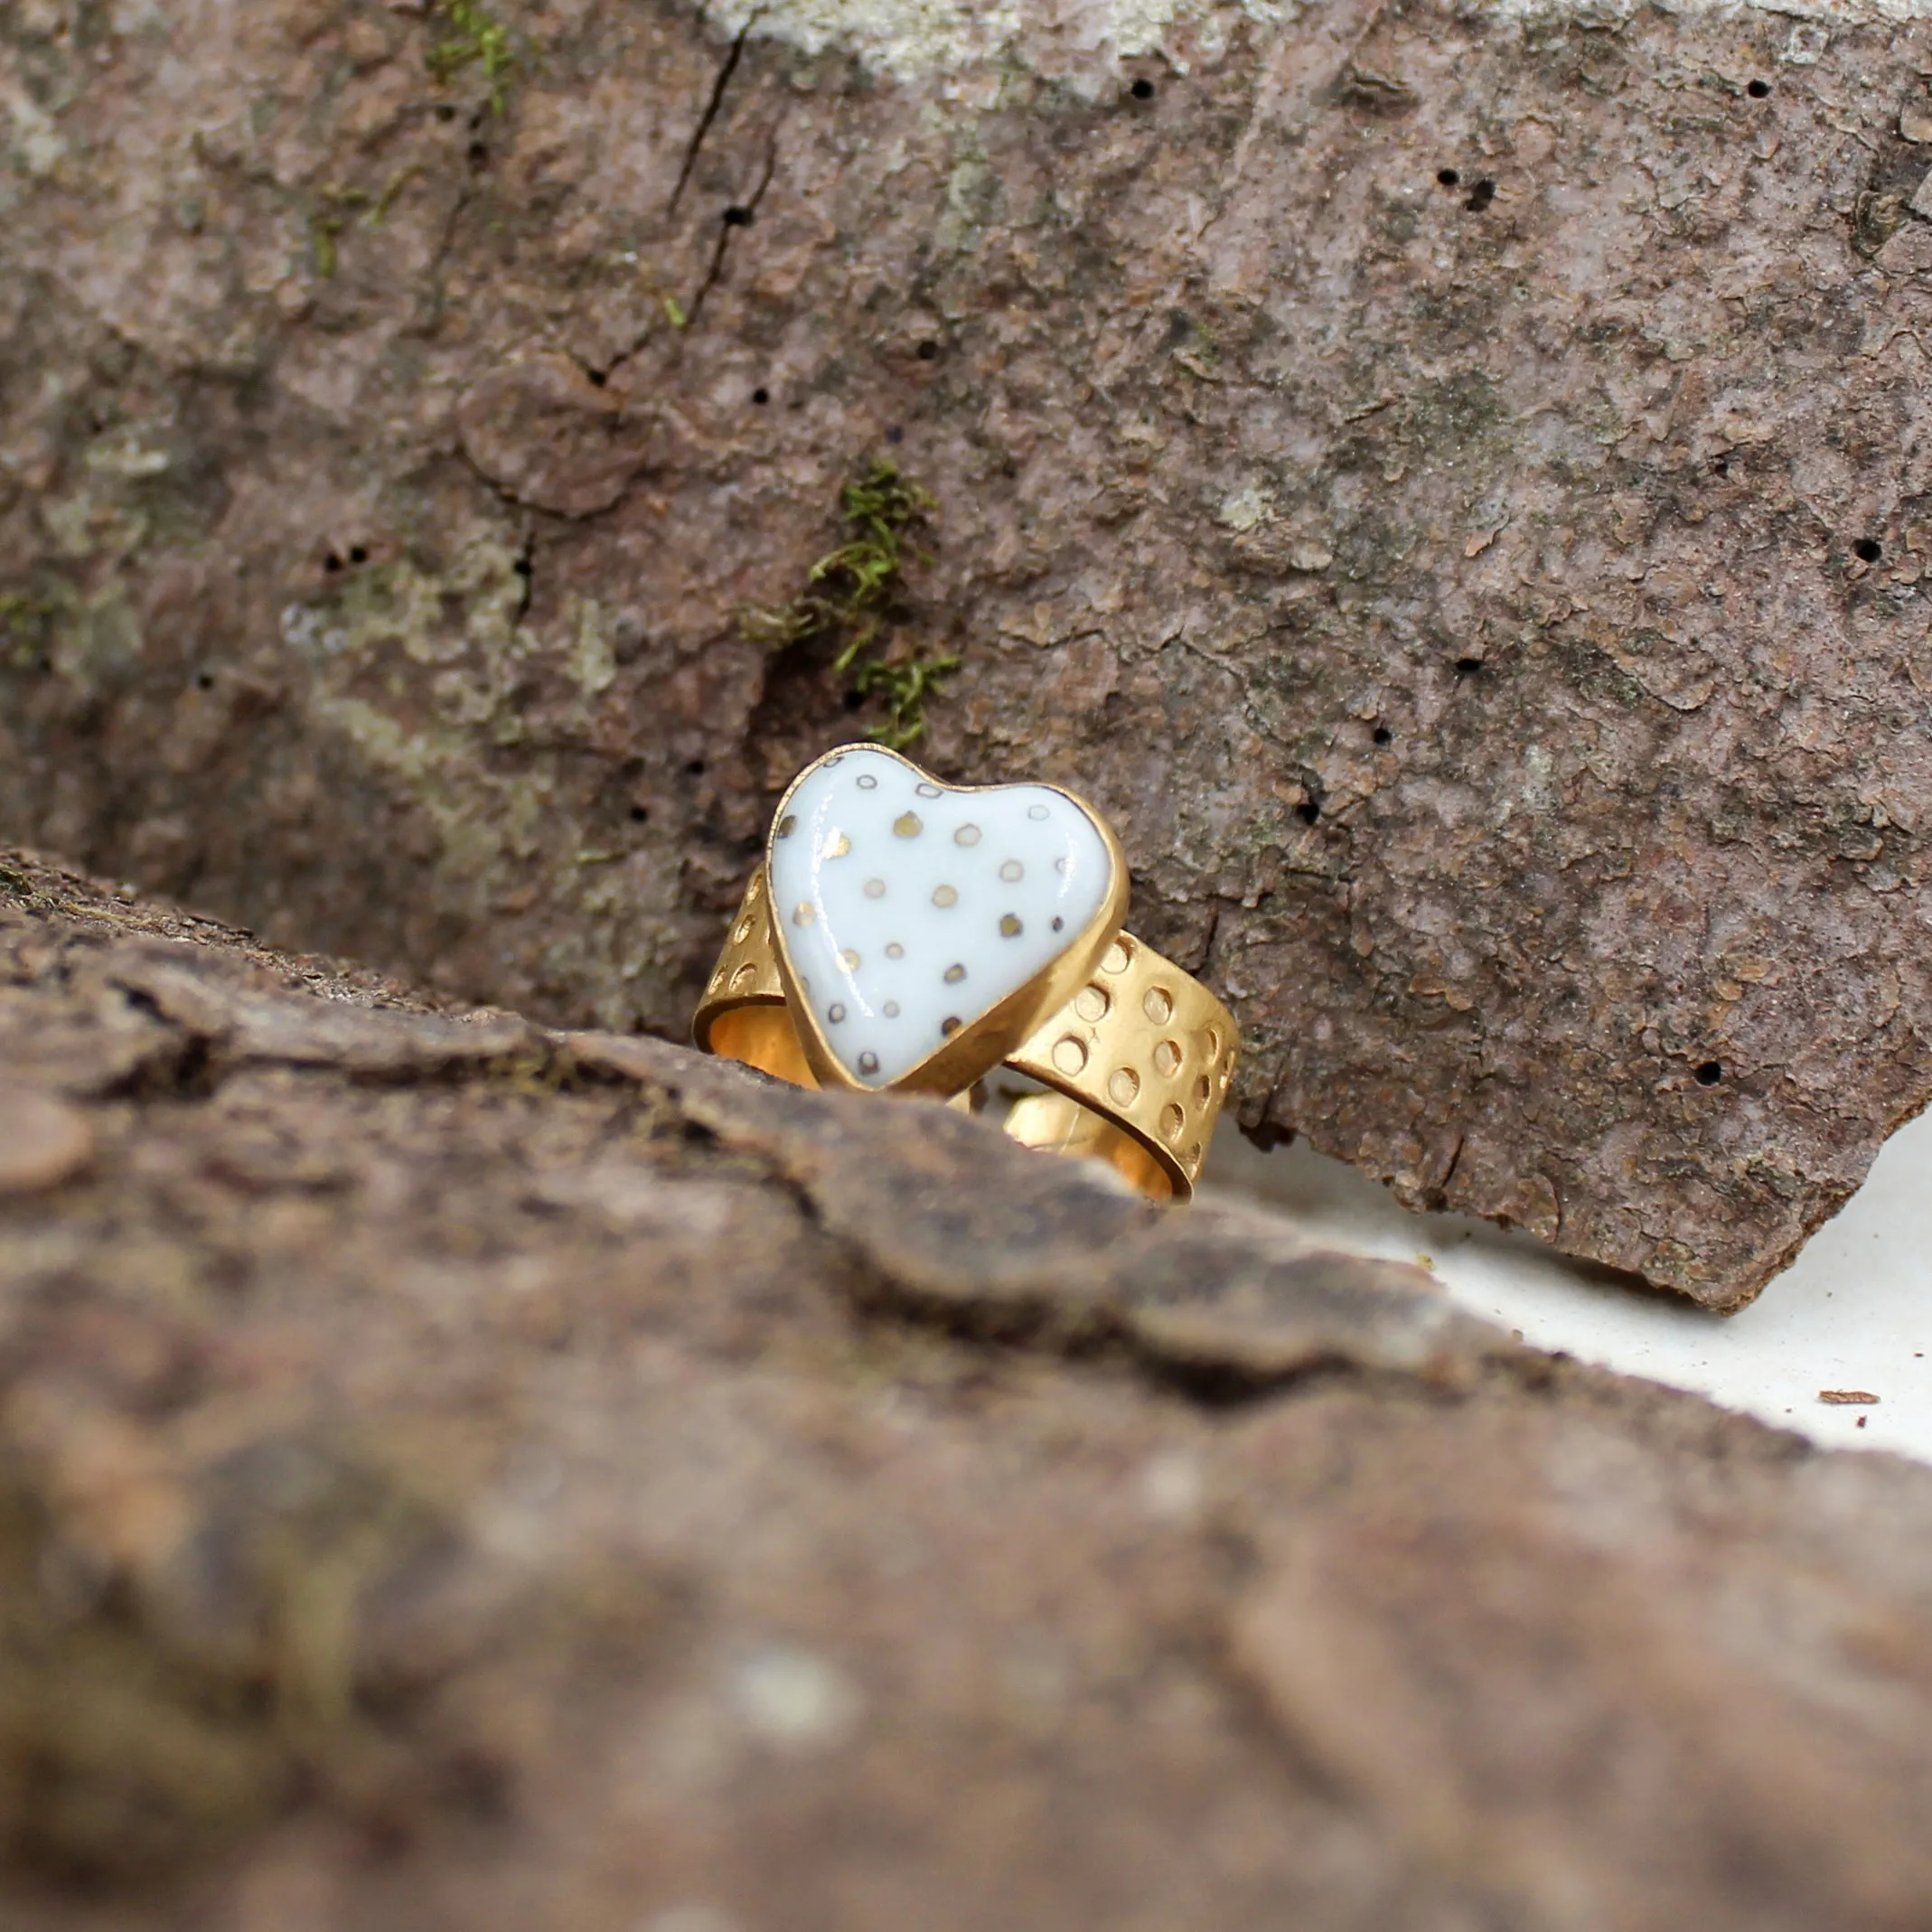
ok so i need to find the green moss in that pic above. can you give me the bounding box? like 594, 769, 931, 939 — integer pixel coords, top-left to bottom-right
427, 1, 515, 113
740, 459, 959, 750
369, 165, 415, 224
308, 187, 362, 278
3, 583, 140, 691
0, 593, 59, 667
306, 170, 417, 278
310, 210, 344, 278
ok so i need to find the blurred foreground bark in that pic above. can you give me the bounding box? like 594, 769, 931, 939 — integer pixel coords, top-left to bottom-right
4, 0, 1932, 1307
5, 849, 1932, 1931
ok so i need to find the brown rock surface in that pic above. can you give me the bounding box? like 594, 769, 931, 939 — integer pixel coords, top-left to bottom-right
0, 1088, 93, 1196
3, 3, 1929, 1306
5, 848, 1932, 1931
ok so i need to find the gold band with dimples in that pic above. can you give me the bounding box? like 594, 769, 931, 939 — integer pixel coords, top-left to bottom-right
692, 744, 1239, 1200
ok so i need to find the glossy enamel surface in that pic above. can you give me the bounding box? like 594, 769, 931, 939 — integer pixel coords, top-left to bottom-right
767, 746, 1114, 1089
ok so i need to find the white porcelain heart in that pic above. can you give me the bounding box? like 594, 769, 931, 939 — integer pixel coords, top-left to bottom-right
767, 746, 1115, 1089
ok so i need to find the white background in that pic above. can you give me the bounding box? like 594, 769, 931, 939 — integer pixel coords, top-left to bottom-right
1205, 1111, 1932, 1465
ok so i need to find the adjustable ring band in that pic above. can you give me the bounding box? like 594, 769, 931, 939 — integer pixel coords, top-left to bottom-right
689, 746, 1238, 1200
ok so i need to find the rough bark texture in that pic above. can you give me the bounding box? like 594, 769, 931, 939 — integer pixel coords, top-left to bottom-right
4, 0, 1931, 1307
7, 847, 1932, 1932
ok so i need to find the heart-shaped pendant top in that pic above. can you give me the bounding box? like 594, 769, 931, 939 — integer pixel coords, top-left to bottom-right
767, 746, 1119, 1090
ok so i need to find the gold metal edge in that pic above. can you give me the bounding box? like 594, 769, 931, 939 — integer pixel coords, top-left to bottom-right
692, 866, 786, 1051
1004, 930, 1239, 1196
761, 742, 1130, 1099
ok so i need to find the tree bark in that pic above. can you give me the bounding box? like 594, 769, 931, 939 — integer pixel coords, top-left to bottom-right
3, 0, 1929, 1307
5, 845, 1932, 1930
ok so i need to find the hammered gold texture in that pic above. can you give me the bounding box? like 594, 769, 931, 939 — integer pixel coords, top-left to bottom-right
692, 867, 783, 1047
696, 871, 1236, 1197
1008, 933, 1238, 1195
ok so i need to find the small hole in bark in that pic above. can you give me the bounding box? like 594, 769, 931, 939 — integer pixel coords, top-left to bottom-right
914, 340, 939, 361
886, 426, 905, 445
195, 672, 215, 690
323, 552, 343, 573
349, 545, 369, 565
684, 758, 706, 778
628, 805, 649, 823
1711, 451, 1730, 476
586, 368, 607, 387
1454, 656, 1485, 677
1295, 798, 1320, 825
843, 689, 867, 712
1694, 1060, 1723, 1087
356, 1812, 416, 1862
1747, 78, 1771, 98
467, 142, 489, 171
1373, 725, 1393, 746
1130, 77, 1156, 100
1854, 537, 1883, 563
437, 1747, 514, 1824
1464, 178, 1496, 211
752, 386, 770, 405
1437, 167, 1460, 186
722, 204, 754, 227
435, 104, 457, 122
513, 557, 532, 578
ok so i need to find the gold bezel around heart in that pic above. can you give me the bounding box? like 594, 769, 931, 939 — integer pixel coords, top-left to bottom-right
764, 743, 1130, 1099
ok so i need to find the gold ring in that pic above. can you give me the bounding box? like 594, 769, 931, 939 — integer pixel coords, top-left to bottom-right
691, 745, 1238, 1200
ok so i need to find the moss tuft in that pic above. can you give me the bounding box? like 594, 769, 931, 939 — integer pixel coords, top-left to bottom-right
0, 593, 60, 668
740, 459, 959, 750
310, 210, 345, 278
307, 171, 417, 279
427, 2, 516, 114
